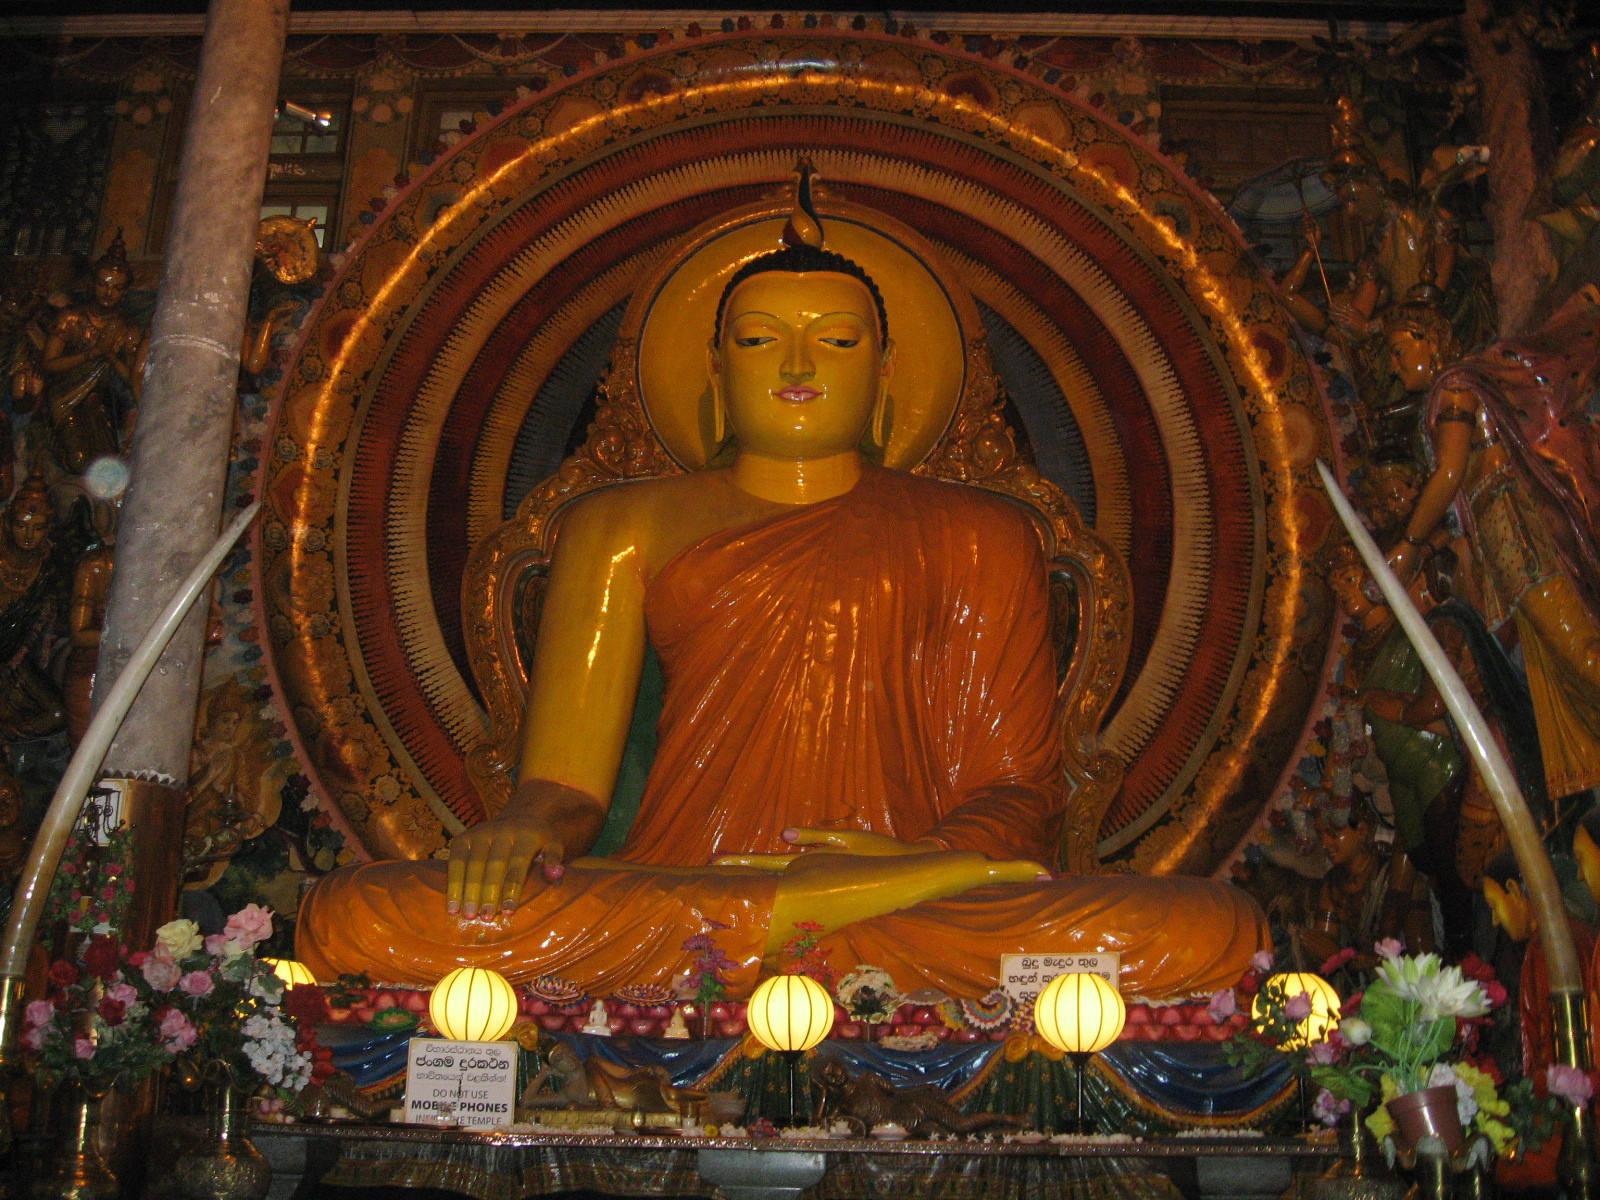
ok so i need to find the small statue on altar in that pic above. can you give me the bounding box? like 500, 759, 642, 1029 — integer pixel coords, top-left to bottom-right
1388, 288, 1600, 802
580, 998, 612, 1037
519, 1038, 704, 1117
40, 231, 147, 475
812, 1059, 1024, 1138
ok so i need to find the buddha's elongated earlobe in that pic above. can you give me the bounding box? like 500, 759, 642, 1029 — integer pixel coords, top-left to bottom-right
869, 338, 895, 454
702, 340, 729, 459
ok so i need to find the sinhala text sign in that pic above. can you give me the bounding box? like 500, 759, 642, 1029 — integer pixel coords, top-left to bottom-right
1000, 952, 1120, 1017
404, 1038, 518, 1129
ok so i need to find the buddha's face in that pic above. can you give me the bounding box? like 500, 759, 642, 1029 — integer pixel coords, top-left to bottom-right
712, 270, 891, 460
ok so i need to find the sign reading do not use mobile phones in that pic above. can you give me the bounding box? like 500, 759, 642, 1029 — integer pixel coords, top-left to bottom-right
404, 1038, 519, 1129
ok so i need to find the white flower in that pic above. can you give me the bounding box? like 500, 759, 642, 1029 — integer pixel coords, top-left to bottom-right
1339, 1017, 1372, 1046
1375, 953, 1489, 1021
241, 1009, 312, 1092
154, 918, 204, 960
1427, 1063, 1479, 1127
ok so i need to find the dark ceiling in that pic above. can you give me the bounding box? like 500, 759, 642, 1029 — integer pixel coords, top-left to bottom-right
0, 0, 1466, 22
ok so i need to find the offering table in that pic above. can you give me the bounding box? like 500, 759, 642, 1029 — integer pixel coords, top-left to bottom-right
254, 1123, 1339, 1200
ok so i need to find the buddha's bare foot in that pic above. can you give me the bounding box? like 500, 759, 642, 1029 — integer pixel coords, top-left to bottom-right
764, 849, 1047, 958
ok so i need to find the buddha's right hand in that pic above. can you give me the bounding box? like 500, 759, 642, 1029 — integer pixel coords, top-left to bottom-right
445, 780, 607, 916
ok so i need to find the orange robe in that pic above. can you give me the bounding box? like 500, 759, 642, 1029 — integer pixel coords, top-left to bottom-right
297, 468, 1265, 999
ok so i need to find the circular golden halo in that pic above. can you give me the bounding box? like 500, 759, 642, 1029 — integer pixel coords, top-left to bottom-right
636, 200, 969, 471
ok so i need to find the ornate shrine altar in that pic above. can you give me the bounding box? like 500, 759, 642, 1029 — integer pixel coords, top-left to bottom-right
259, 23, 1335, 882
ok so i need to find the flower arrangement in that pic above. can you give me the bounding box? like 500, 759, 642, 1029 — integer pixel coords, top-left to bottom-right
1230, 941, 1519, 1157
779, 920, 839, 991
23, 935, 171, 1086
139, 905, 313, 1098
835, 964, 900, 1026
679, 919, 738, 1014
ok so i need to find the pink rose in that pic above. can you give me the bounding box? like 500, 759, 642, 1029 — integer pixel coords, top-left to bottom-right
1284, 992, 1313, 1021
73, 1038, 95, 1060
1308, 1038, 1340, 1064
1250, 950, 1275, 972
22, 1027, 44, 1050
24, 1000, 53, 1028
1373, 938, 1405, 959
108, 982, 138, 1008
1206, 989, 1237, 1022
158, 1008, 197, 1052
222, 903, 273, 950
178, 970, 215, 998
204, 934, 231, 957
1548, 1064, 1595, 1105
142, 952, 181, 993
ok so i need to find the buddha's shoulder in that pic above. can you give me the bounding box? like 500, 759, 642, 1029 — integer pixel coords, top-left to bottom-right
873, 469, 1039, 532
553, 473, 731, 546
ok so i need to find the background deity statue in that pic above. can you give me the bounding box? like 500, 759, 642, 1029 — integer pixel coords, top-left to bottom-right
40, 230, 147, 476
1389, 288, 1600, 803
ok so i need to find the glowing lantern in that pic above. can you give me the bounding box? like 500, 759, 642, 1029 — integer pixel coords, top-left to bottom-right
428, 967, 519, 1043
1033, 972, 1127, 1134
747, 973, 835, 1127
1253, 971, 1341, 1050
1034, 971, 1126, 1055
747, 973, 835, 1053
263, 958, 317, 989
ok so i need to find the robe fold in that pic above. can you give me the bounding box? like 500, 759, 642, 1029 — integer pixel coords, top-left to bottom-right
297, 467, 1266, 1000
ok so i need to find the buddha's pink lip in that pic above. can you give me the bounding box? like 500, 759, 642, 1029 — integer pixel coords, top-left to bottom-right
774, 384, 821, 403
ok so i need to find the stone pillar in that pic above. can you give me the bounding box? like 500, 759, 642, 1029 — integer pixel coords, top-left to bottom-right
91, 0, 289, 941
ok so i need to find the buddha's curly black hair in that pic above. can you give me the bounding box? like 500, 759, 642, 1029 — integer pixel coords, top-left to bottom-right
712, 243, 889, 344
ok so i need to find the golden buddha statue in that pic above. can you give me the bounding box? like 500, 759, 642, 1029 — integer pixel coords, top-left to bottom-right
297, 175, 1266, 1002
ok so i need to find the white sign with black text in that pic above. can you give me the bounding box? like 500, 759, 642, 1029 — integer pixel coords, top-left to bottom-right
1000, 953, 1120, 1015
404, 1038, 518, 1129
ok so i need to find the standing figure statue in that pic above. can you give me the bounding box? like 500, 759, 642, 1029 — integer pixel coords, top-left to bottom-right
40, 231, 147, 476
1389, 288, 1600, 802
0, 476, 66, 742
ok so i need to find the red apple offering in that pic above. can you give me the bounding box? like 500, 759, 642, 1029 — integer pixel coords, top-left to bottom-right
837, 1022, 861, 1039
716, 1018, 745, 1037
1157, 1005, 1185, 1026
629, 1018, 657, 1037
709, 1002, 731, 1020
616, 1003, 641, 1019
607, 1017, 627, 1034
538, 1014, 566, 1032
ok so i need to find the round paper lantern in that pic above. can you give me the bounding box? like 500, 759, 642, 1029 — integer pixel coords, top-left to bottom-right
747, 974, 835, 1053
429, 967, 519, 1043
1034, 972, 1126, 1055
1253, 971, 1341, 1049
263, 958, 317, 989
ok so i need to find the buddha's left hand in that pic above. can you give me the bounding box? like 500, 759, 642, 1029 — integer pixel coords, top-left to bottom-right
713, 827, 938, 871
